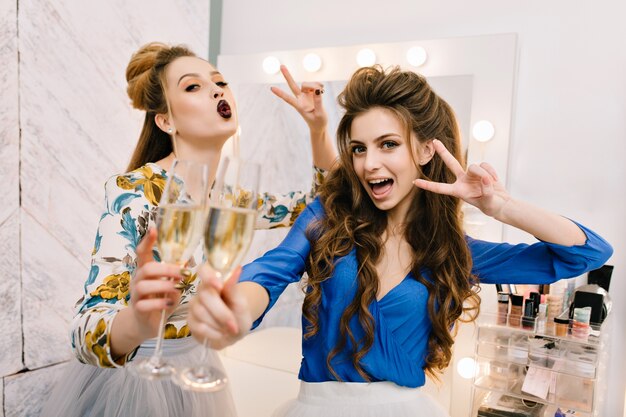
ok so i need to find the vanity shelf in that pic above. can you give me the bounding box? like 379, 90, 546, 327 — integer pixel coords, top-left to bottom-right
470, 312, 609, 417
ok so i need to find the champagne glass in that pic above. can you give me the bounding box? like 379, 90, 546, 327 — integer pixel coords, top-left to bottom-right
174, 156, 260, 392
129, 159, 209, 380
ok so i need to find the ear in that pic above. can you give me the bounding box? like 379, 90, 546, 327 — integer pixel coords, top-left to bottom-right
154, 113, 175, 134
418, 139, 435, 166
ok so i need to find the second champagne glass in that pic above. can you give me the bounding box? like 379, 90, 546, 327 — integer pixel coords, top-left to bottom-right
129, 159, 208, 380
173, 156, 260, 392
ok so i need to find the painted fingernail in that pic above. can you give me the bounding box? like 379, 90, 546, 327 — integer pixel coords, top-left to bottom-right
315, 89, 320, 95
320, 89, 325, 94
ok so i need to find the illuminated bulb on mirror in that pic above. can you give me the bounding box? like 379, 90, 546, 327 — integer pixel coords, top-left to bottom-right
457, 357, 477, 379
356, 48, 376, 67
303, 53, 322, 72
406, 46, 427, 67
472, 120, 495, 142
262, 56, 281, 75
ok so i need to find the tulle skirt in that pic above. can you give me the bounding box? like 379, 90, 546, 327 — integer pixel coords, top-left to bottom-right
273, 381, 450, 417
40, 337, 237, 417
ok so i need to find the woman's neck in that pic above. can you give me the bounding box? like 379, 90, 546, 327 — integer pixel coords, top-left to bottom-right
155, 148, 222, 188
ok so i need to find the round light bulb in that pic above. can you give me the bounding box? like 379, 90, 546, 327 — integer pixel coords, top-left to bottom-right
406, 46, 428, 67
472, 120, 495, 142
302, 53, 322, 72
456, 357, 477, 379
262, 56, 281, 75
356, 48, 376, 67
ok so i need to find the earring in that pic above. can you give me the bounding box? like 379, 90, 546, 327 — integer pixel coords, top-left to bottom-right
168, 128, 173, 134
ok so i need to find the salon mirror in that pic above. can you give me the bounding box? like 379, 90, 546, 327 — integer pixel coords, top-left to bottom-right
218, 33, 518, 415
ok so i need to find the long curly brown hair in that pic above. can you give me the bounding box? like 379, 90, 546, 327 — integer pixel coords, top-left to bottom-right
303, 65, 480, 381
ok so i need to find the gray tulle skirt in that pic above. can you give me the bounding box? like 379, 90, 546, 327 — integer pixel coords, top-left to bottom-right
40, 337, 237, 417
273, 381, 451, 417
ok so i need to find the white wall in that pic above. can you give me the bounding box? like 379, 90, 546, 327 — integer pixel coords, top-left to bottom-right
0, 1, 209, 415
221, 0, 626, 415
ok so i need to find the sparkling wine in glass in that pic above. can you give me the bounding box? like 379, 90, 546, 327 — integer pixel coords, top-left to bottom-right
129, 159, 208, 380
173, 156, 260, 392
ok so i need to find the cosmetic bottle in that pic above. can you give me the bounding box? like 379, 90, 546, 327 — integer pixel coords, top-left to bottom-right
497, 292, 509, 325
521, 300, 536, 331
529, 291, 541, 316
536, 303, 547, 334
508, 294, 524, 327
554, 315, 569, 337
546, 293, 563, 334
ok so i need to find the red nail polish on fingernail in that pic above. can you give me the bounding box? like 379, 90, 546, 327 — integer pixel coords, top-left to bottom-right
315, 89, 320, 95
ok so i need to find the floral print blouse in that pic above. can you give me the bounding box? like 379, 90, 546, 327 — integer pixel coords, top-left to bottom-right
71, 162, 326, 368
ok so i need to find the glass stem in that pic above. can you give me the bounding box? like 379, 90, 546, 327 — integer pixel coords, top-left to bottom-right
152, 309, 167, 363
199, 338, 210, 365
198, 270, 223, 367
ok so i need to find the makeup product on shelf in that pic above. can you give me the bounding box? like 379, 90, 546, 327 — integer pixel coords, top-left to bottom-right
529, 291, 541, 316
570, 289, 606, 325
536, 303, 547, 334
508, 294, 524, 327
571, 307, 591, 341
546, 293, 563, 333
522, 299, 536, 330
497, 292, 509, 325
554, 315, 569, 337
563, 279, 576, 313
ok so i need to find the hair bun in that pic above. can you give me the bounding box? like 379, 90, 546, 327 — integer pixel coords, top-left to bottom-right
125, 42, 169, 110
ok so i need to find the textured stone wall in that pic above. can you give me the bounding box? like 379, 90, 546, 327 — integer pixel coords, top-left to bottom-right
0, 1, 209, 415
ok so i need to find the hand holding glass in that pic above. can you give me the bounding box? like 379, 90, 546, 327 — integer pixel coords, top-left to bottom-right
174, 156, 260, 391
129, 159, 208, 380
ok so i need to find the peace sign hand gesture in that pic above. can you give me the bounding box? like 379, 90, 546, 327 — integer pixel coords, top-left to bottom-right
270, 65, 328, 134
413, 139, 511, 218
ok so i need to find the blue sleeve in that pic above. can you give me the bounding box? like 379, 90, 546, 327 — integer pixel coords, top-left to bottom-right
240, 198, 324, 329
470, 221, 613, 285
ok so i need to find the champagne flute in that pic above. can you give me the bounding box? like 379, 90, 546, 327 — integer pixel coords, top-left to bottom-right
173, 156, 260, 392
129, 159, 209, 380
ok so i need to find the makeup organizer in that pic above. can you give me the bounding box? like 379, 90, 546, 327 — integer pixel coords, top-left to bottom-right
469, 311, 609, 417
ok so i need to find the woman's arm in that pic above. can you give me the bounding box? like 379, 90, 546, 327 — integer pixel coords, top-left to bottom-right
72, 175, 183, 367
492, 198, 585, 245
270, 65, 338, 171
414, 139, 588, 246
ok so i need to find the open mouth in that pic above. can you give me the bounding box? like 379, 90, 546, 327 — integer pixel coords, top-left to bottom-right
217, 99, 232, 119
368, 178, 393, 197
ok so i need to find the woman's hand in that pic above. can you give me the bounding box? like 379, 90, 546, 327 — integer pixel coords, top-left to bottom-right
129, 228, 184, 340
271, 65, 328, 134
188, 265, 252, 350
413, 139, 511, 218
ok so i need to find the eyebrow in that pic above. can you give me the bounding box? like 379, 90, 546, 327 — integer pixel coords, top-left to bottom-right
177, 70, 221, 85
349, 133, 402, 144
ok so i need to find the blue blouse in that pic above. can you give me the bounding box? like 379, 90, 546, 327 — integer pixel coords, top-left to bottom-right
239, 198, 613, 388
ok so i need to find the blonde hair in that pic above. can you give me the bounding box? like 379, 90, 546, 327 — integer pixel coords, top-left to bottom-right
125, 42, 195, 171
